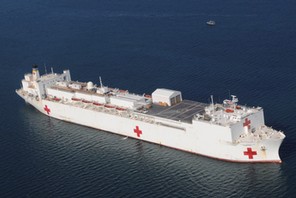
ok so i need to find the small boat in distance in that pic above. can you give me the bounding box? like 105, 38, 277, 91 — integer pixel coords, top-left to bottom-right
206, 20, 216, 26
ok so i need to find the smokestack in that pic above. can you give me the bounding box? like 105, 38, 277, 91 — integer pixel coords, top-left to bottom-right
32, 64, 40, 80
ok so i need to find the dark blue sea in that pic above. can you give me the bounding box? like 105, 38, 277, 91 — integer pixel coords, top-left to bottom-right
1, 0, 296, 197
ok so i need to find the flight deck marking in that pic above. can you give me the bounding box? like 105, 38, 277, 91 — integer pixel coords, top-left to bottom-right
44, 105, 51, 114
243, 148, 257, 159
134, 126, 142, 137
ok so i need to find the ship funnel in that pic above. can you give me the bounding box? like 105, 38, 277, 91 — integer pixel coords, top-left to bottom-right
32, 64, 40, 80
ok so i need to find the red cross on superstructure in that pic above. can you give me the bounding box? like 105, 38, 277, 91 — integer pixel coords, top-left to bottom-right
243, 147, 257, 159
44, 105, 51, 114
134, 126, 142, 137
243, 118, 251, 129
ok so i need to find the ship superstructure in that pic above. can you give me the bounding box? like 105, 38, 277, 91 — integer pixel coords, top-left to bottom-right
16, 65, 285, 163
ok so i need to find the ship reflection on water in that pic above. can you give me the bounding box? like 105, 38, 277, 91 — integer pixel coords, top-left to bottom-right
11, 106, 287, 197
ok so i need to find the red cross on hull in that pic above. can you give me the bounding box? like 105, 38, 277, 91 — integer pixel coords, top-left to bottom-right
244, 147, 257, 159
134, 126, 142, 137
44, 105, 51, 115
243, 118, 251, 129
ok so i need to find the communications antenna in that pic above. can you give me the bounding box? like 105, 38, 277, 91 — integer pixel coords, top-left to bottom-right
44, 63, 47, 74
99, 76, 103, 88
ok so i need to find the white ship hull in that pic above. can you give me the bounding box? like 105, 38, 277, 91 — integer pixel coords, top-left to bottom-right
17, 91, 283, 163
16, 66, 285, 163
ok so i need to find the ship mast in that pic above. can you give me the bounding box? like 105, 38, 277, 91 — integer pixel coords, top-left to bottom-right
44, 63, 47, 74
211, 95, 215, 112
99, 76, 103, 88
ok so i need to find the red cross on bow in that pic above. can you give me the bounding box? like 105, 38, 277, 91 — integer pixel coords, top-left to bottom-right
243, 118, 251, 129
134, 126, 142, 137
244, 147, 257, 159
44, 105, 51, 114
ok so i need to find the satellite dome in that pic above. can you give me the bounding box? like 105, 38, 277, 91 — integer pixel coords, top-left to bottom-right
87, 81, 94, 90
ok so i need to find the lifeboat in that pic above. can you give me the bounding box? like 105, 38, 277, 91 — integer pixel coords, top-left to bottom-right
116, 107, 126, 111
71, 97, 81, 101
236, 105, 241, 110
225, 108, 234, 113
144, 94, 152, 98
93, 102, 103, 106
82, 100, 92, 103
53, 97, 61, 101
104, 104, 115, 109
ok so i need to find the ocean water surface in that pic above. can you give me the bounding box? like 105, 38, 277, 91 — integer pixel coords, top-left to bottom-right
0, 0, 296, 197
